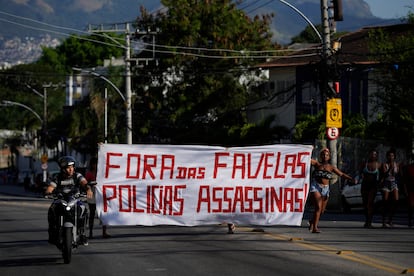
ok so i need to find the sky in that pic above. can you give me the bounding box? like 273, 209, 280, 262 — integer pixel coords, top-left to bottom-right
364, 0, 413, 19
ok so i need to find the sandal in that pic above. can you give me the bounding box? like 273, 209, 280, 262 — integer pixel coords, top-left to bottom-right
311, 229, 321, 234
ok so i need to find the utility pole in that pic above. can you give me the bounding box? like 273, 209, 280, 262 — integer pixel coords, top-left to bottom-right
87, 22, 158, 144
321, 0, 331, 61
40, 83, 65, 183
320, 0, 337, 166
321, 0, 344, 168
321, 0, 344, 208
42, 85, 48, 155
125, 23, 133, 145
87, 23, 133, 144
105, 88, 108, 144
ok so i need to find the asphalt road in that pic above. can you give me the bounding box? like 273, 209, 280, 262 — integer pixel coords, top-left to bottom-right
0, 184, 413, 276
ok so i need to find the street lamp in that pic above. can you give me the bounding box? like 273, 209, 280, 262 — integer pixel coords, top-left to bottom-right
0, 99, 48, 183
72, 67, 132, 144
25, 84, 47, 151
278, 0, 322, 42
1, 100, 43, 123
0, 100, 47, 182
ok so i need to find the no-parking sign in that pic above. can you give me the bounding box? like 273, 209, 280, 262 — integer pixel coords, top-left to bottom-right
326, 127, 340, 140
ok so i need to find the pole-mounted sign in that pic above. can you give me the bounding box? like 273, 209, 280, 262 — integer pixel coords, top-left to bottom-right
326, 127, 340, 140
326, 98, 342, 128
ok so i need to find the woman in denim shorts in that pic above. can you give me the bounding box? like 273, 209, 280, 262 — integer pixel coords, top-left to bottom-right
380, 149, 400, 228
309, 148, 355, 233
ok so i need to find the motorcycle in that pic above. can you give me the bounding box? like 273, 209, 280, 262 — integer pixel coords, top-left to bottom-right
46, 186, 89, 264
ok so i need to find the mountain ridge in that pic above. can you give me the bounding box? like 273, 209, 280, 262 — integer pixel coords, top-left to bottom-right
0, 0, 399, 67
0, 0, 398, 42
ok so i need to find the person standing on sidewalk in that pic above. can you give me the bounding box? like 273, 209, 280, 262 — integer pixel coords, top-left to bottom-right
379, 148, 400, 228
360, 149, 381, 228
309, 148, 355, 233
85, 157, 111, 239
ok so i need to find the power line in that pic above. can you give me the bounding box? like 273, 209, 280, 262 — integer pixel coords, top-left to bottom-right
245, 0, 275, 14
0, 10, 90, 34
237, 0, 264, 11
0, 9, 323, 60
0, 17, 125, 50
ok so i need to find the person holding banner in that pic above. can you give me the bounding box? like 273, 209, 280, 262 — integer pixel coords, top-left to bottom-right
309, 148, 355, 233
85, 157, 111, 239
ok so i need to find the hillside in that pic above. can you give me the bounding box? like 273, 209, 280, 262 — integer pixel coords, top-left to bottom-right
0, 0, 398, 67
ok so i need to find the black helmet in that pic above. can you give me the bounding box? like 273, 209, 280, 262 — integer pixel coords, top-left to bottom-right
58, 156, 76, 170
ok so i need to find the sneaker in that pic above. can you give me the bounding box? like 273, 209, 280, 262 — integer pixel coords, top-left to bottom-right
80, 235, 88, 246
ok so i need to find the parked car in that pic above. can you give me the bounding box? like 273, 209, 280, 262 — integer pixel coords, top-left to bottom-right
340, 175, 382, 213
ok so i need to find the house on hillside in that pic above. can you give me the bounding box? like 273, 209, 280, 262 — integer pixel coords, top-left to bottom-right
248, 23, 413, 139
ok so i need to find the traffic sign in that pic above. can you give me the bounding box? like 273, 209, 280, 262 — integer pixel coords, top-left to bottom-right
326, 127, 340, 140
326, 98, 342, 128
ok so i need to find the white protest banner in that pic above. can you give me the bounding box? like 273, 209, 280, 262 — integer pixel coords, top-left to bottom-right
95, 144, 313, 226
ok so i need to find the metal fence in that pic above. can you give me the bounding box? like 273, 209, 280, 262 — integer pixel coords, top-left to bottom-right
312, 137, 407, 210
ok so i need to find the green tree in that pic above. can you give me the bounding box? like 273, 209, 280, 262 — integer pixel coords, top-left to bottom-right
37, 33, 124, 152
0, 62, 66, 146
67, 66, 125, 153
293, 111, 325, 143
368, 14, 414, 151
0, 33, 124, 154
290, 24, 323, 44
37, 33, 124, 70
290, 23, 347, 44
131, 0, 279, 145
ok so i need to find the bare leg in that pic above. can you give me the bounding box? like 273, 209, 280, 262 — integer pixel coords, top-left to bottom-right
382, 191, 390, 227
321, 196, 328, 214
311, 191, 323, 233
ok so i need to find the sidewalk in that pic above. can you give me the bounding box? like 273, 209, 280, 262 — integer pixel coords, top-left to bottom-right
0, 183, 43, 198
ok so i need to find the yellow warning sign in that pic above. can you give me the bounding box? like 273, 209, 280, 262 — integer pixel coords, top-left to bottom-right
326, 98, 342, 128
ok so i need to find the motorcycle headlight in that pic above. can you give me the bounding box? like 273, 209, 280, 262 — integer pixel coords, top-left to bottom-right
66, 206, 71, 211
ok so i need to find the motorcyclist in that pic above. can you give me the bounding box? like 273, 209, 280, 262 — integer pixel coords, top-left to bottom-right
45, 156, 93, 246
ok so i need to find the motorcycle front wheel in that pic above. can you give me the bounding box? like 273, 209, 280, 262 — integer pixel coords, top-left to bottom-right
62, 227, 73, 264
